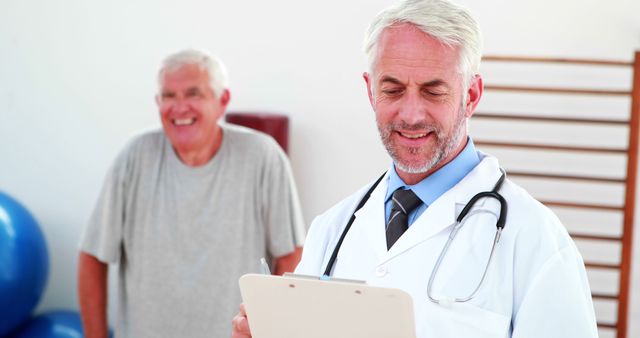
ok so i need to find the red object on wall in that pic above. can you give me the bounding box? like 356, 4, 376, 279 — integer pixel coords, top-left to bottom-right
225, 112, 290, 154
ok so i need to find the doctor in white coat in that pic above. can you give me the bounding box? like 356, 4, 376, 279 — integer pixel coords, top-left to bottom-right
232, 0, 599, 337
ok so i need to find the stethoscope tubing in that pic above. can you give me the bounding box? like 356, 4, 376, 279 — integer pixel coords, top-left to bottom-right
322, 168, 507, 307
427, 223, 503, 304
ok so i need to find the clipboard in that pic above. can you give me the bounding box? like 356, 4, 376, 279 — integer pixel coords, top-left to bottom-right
239, 273, 416, 338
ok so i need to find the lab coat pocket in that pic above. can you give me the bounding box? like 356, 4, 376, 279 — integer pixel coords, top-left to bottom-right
425, 301, 510, 338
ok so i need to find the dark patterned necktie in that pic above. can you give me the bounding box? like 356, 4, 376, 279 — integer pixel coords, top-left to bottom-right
386, 189, 422, 250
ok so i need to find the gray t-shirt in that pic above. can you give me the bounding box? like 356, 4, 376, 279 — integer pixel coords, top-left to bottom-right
81, 124, 306, 338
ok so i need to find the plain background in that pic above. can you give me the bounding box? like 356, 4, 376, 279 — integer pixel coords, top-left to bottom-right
1, 0, 639, 336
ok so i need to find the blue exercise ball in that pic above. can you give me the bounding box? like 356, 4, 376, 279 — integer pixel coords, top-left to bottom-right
0, 191, 49, 337
9, 310, 83, 338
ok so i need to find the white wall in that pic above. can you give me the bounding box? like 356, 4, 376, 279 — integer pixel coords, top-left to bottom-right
1, 0, 639, 336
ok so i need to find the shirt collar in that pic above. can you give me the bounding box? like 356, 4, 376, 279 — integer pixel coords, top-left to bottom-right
385, 137, 480, 206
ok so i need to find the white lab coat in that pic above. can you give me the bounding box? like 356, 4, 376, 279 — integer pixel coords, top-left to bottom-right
296, 153, 598, 338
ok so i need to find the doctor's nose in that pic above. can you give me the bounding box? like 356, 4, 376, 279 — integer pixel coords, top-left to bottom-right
397, 93, 428, 125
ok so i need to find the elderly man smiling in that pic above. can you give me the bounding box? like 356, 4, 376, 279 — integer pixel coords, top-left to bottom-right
78, 49, 305, 338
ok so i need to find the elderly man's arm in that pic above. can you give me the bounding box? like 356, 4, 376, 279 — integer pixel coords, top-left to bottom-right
273, 247, 302, 275
78, 251, 109, 338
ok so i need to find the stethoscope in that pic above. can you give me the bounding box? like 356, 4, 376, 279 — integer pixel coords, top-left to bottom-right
322, 168, 508, 306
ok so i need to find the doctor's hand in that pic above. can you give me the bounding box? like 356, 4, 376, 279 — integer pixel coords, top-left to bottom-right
231, 303, 252, 338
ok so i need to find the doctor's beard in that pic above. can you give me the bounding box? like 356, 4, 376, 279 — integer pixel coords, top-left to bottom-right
377, 107, 467, 175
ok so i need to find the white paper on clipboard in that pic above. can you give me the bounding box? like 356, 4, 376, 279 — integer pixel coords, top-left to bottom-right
239, 273, 416, 338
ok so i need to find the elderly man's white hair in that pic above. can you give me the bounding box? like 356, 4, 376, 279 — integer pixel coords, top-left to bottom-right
158, 49, 229, 98
364, 0, 482, 92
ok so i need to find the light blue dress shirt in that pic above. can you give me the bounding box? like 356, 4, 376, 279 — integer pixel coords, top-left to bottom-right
384, 138, 480, 226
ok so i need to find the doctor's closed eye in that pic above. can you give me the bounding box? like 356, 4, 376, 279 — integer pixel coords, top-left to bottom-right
381, 87, 405, 96
421, 88, 446, 97
379, 76, 405, 97
420, 81, 449, 100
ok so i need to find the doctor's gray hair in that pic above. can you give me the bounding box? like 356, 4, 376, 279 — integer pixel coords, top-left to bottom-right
158, 48, 229, 98
364, 0, 482, 92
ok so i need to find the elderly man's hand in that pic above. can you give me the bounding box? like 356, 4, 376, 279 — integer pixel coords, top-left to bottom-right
231, 303, 252, 338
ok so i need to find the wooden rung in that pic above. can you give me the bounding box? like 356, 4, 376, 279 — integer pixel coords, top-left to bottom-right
541, 200, 624, 211
592, 293, 620, 300
597, 322, 618, 329
474, 113, 630, 125
485, 85, 631, 96
507, 171, 625, 184
570, 233, 622, 241
482, 55, 632, 67
475, 141, 628, 154
586, 262, 620, 269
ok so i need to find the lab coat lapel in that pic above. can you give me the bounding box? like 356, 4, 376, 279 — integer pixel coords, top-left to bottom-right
352, 173, 389, 262
384, 155, 503, 261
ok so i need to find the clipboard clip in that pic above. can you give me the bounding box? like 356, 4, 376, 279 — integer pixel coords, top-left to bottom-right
283, 272, 367, 284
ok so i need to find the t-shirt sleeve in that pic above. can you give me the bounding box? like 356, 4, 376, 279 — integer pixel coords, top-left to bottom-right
260, 140, 306, 258
79, 149, 129, 264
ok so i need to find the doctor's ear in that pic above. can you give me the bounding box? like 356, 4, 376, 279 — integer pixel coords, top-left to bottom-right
363, 72, 375, 107
464, 75, 483, 117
